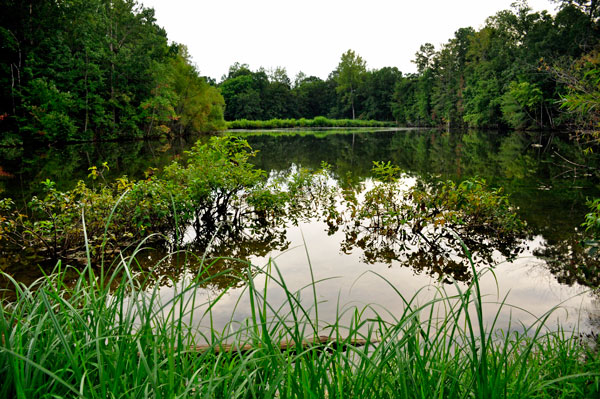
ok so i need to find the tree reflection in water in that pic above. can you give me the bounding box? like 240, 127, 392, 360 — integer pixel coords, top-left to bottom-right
134, 170, 529, 289
535, 231, 600, 288
334, 172, 527, 283
3, 129, 600, 294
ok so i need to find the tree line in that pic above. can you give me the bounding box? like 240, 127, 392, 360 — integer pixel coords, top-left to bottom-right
1, 0, 599, 146
220, 1, 599, 132
218, 54, 400, 123
0, 0, 226, 146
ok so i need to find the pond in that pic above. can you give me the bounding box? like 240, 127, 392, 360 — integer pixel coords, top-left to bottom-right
1, 128, 599, 335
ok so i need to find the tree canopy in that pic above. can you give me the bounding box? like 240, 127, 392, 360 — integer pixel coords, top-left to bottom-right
2, 0, 599, 144
218, 1, 599, 132
0, 0, 225, 145
336, 50, 367, 120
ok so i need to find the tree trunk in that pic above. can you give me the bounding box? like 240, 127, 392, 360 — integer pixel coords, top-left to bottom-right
84, 51, 89, 133
589, 0, 598, 21
351, 88, 355, 120
108, 2, 116, 131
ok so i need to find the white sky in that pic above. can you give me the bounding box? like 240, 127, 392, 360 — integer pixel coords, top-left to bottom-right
139, 0, 557, 82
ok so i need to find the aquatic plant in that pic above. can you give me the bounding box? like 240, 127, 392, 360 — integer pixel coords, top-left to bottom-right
0, 137, 302, 266
0, 138, 529, 287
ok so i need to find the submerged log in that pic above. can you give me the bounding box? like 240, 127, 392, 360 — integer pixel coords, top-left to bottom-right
192, 335, 376, 355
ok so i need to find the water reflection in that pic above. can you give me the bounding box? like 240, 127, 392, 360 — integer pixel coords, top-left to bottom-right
2, 129, 600, 331
535, 231, 600, 288
0, 136, 206, 205
177, 182, 520, 286
333, 178, 526, 283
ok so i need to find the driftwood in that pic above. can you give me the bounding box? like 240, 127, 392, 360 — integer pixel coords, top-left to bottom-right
191, 335, 376, 355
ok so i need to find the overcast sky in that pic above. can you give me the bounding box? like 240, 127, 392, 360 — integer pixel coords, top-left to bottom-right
139, 0, 557, 82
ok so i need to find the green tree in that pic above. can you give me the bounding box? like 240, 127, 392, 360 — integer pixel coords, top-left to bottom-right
218, 66, 266, 120
19, 78, 78, 141
219, 64, 303, 120
431, 28, 474, 128
0, 0, 224, 143
392, 74, 418, 124
263, 67, 297, 119
553, 0, 600, 21
413, 43, 436, 73
292, 75, 337, 118
336, 50, 366, 119
557, 47, 600, 143
360, 67, 402, 121
167, 46, 225, 134
411, 44, 438, 125
500, 81, 544, 129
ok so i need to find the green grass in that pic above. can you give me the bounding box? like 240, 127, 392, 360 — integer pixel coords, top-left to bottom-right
0, 239, 599, 398
226, 117, 397, 130
225, 127, 392, 139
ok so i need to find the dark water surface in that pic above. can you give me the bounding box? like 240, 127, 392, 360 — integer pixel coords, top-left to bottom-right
2, 128, 599, 333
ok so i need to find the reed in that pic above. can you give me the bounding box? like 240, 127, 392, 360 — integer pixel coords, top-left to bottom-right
0, 236, 598, 398
226, 117, 397, 130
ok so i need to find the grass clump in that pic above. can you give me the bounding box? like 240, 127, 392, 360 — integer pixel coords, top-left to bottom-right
226, 117, 397, 130
0, 238, 598, 398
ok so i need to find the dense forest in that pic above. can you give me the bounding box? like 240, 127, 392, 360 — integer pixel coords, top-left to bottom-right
400, 0, 599, 131
0, 0, 599, 145
219, 1, 599, 132
0, 0, 225, 146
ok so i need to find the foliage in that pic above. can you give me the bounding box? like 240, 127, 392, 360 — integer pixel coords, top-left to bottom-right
0, 137, 285, 264
219, 52, 399, 123
388, 2, 599, 129
139, 83, 178, 138
207, 2, 594, 131
335, 50, 367, 120
226, 117, 396, 129
2, 1, 599, 137
501, 81, 544, 129
336, 167, 527, 278
0, 133, 539, 287
19, 78, 79, 141
0, 0, 225, 143
584, 197, 600, 236
0, 137, 343, 268
557, 47, 600, 145
0, 244, 598, 398
358, 67, 402, 121
294, 75, 337, 118
167, 47, 226, 134
219, 64, 269, 121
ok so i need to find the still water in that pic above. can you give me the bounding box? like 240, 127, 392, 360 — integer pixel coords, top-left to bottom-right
1, 128, 599, 334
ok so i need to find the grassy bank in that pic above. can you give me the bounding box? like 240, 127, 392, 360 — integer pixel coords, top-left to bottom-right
226, 128, 396, 139
1, 242, 598, 398
226, 117, 397, 130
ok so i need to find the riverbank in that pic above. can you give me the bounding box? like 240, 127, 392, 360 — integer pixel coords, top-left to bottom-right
1, 251, 598, 398
226, 126, 411, 139
226, 117, 399, 130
